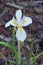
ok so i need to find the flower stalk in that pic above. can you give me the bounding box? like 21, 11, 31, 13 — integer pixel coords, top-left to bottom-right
12, 27, 16, 46
5, 9, 32, 65
18, 40, 21, 65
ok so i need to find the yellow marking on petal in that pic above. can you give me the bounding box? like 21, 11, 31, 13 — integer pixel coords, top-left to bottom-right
22, 20, 27, 24
13, 21, 22, 33
19, 26, 22, 33
13, 21, 19, 27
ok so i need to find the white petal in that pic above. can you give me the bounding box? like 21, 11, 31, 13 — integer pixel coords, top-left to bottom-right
16, 28, 26, 42
16, 9, 22, 20
5, 20, 12, 27
5, 16, 17, 27
21, 16, 32, 26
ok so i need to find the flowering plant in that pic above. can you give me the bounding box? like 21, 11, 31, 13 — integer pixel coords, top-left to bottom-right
0, 9, 43, 65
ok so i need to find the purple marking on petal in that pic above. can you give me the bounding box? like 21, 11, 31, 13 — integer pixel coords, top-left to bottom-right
21, 16, 25, 22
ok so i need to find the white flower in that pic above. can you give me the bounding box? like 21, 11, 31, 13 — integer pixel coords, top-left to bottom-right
5, 10, 32, 42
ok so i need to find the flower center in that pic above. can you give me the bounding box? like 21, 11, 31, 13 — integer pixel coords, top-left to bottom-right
13, 21, 19, 27
13, 21, 22, 33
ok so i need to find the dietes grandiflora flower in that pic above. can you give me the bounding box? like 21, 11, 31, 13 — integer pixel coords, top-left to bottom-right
5, 10, 32, 42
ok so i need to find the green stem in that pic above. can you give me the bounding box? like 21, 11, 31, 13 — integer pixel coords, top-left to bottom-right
12, 27, 21, 65
0, 41, 19, 65
33, 52, 43, 59
12, 27, 16, 46
18, 40, 21, 65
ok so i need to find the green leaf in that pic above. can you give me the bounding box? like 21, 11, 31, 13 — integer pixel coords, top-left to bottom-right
0, 41, 19, 65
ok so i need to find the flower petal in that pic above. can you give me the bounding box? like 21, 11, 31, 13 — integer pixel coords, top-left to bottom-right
10, 16, 17, 26
5, 16, 17, 27
21, 16, 32, 26
16, 28, 26, 42
16, 9, 22, 20
5, 20, 12, 27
